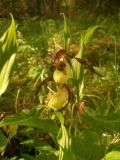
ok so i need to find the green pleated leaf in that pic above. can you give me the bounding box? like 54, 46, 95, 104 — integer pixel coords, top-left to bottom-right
38, 154, 57, 160
58, 125, 75, 160
72, 25, 100, 81
22, 154, 56, 160
21, 138, 58, 159
72, 36, 83, 82
72, 25, 99, 101
0, 130, 9, 156
72, 130, 105, 160
21, 138, 49, 148
82, 25, 99, 46
0, 14, 17, 96
0, 113, 59, 134
101, 151, 120, 160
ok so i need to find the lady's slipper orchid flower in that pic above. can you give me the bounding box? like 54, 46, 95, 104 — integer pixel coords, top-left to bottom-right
47, 86, 69, 110
35, 49, 102, 110
53, 57, 72, 84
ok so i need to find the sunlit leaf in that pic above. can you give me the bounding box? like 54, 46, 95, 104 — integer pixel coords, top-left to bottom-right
0, 14, 17, 96
0, 113, 59, 134
58, 124, 75, 160
72, 36, 83, 81
101, 151, 120, 160
72, 25, 99, 81
21, 138, 49, 147
55, 111, 64, 125
82, 25, 99, 46
71, 36, 84, 101
72, 25, 100, 101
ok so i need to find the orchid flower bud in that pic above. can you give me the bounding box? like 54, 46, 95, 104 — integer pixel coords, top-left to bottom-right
47, 86, 69, 110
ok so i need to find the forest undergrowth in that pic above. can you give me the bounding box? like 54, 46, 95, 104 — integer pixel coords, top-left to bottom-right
0, 13, 120, 160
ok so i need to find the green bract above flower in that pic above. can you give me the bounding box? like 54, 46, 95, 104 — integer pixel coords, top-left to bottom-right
47, 86, 69, 110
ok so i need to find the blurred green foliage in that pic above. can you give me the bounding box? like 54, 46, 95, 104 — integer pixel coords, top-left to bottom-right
0, 12, 120, 159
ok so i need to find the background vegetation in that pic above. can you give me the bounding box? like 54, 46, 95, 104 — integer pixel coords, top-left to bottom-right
0, 0, 120, 18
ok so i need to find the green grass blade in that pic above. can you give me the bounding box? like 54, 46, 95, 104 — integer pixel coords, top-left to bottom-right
61, 13, 70, 51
